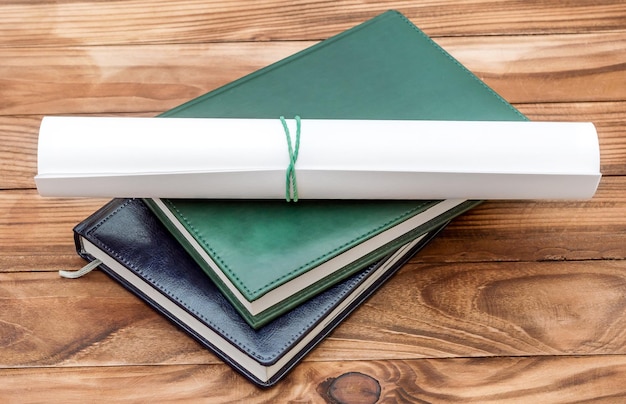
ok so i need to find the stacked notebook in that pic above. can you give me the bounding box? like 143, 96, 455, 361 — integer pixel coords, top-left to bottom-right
71, 10, 527, 387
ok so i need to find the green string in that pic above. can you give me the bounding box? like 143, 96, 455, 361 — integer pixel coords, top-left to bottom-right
280, 115, 301, 202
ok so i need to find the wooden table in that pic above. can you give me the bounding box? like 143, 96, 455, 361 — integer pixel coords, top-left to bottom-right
1, 1, 625, 402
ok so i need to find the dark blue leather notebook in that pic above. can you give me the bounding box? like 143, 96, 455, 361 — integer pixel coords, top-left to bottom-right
73, 198, 445, 387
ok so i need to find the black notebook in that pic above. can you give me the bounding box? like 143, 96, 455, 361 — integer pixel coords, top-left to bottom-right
74, 198, 445, 387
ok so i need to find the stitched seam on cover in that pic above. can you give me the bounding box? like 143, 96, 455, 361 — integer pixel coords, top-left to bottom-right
393, 11, 527, 120
166, 199, 430, 297
86, 199, 135, 237
88, 201, 363, 360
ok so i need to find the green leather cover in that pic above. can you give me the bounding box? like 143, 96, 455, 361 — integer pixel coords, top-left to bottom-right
147, 10, 526, 328
145, 197, 476, 328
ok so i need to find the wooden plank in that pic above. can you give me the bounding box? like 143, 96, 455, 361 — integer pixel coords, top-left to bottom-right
0, 42, 304, 116
1, 32, 624, 116
419, 175, 626, 263
1, 352, 626, 402
0, 115, 39, 189
1, 177, 625, 271
340, 259, 626, 359
0, 193, 109, 271
2, 260, 626, 368
439, 33, 626, 104
2, 0, 624, 47
0, 271, 218, 367
2, 102, 623, 190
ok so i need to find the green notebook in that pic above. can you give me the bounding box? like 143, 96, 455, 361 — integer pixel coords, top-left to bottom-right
146, 10, 526, 328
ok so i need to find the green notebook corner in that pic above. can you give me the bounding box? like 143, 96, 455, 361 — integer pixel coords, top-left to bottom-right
146, 10, 526, 328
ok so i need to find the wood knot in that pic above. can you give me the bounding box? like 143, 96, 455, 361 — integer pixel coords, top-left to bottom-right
317, 371, 381, 404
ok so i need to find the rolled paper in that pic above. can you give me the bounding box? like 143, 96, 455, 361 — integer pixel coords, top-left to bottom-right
35, 116, 601, 200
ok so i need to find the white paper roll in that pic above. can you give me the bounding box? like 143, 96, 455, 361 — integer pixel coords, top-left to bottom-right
35, 116, 601, 200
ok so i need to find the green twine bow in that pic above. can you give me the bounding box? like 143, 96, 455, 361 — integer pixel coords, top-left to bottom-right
280, 115, 301, 202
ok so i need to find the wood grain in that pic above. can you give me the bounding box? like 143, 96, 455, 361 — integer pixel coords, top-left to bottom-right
438, 33, 626, 104
2, 0, 624, 47
419, 184, 626, 263
2, 260, 626, 368
0, 271, 218, 367
0, 193, 109, 271
0, 42, 304, 116
0, 116, 39, 189
1, 32, 624, 116
1, 1, 625, 400
1, 356, 626, 402
337, 259, 626, 359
